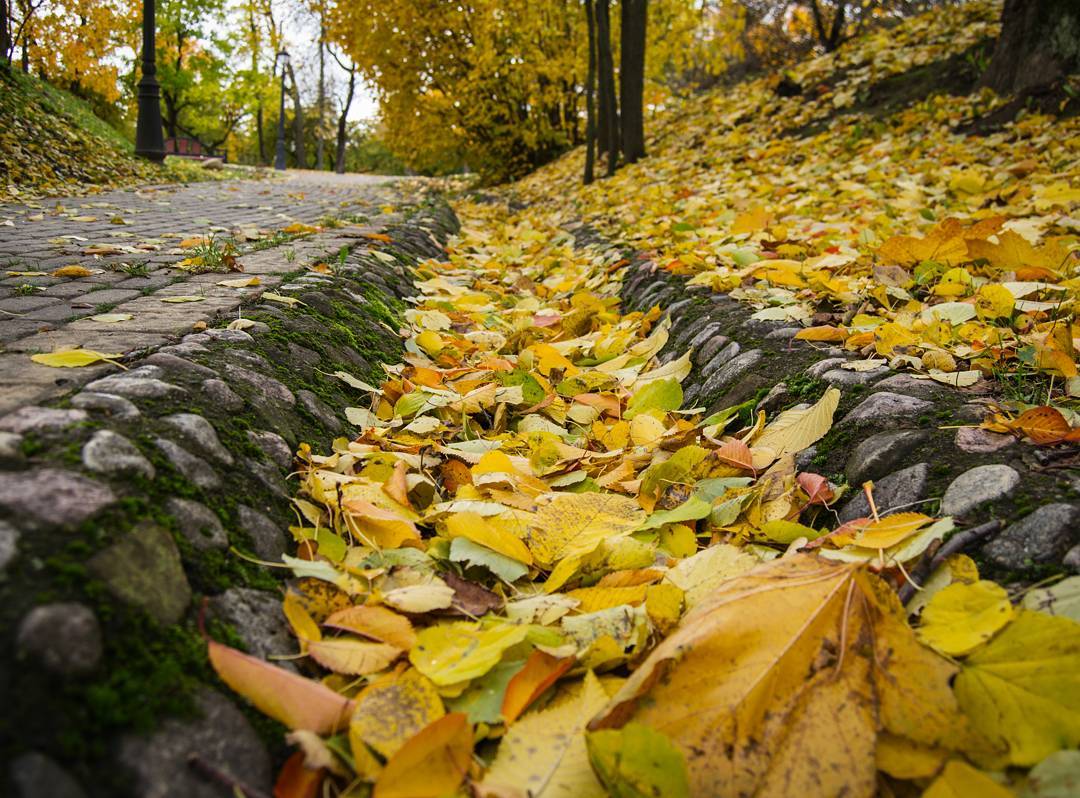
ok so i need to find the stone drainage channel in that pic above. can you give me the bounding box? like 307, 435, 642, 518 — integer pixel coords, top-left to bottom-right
1, 203, 1078, 798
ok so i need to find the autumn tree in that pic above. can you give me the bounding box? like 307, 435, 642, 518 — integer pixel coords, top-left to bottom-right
620, 0, 647, 163
982, 0, 1080, 94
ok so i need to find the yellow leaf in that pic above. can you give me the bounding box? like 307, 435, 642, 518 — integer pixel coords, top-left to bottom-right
481, 672, 609, 798
526, 492, 645, 569
445, 511, 533, 564
30, 349, 124, 368
590, 556, 975, 796
50, 265, 94, 277
955, 609, 1080, 766
752, 386, 840, 462
918, 580, 1014, 656
88, 313, 134, 323
351, 668, 445, 759
975, 284, 1015, 320
263, 291, 303, 307
415, 330, 445, 356
325, 605, 418, 649
856, 512, 934, 549
217, 276, 261, 288
409, 622, 529, 686
373, 713, 472, 798
922, 760, 1015, 798
308, 637, 403, 675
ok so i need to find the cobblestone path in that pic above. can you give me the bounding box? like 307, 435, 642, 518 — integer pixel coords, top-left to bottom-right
0, 171, 410, 413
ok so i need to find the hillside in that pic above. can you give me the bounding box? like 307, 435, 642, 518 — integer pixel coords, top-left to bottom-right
0, 68, 231, 201
512, 0, 1079, 403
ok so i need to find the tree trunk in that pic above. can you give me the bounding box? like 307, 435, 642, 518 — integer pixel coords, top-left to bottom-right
316, 28, 326, 170
583, 0, 596, 185
335, 67, 355, 174
808, 0, 846, 52
596, 0, 618, 174
619, 0, 647, 165
982, 0, 1080, 94
285, 60, 306, 168
1, 0, 11, 64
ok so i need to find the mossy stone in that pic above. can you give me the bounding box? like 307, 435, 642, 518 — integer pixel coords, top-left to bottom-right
87, 522, 191, 625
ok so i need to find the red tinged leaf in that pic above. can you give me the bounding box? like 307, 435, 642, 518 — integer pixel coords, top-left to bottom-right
501, 650, 575, 724
207, 639, 353, 734
797, 472, 835, 505
1008, 406, 1072, 445
716, 438, 754, 471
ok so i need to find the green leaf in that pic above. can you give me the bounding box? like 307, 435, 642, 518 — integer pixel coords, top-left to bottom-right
445, 659, 526, 724
640, 496, 712, 530
758, 519, 822, 545
625, 378, 683, 420
586, 723, 690, 798
449, 536, 529, 582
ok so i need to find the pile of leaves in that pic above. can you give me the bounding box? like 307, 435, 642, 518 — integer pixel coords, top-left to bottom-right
517, 0, 1079, 428
209, 203, 1080, 797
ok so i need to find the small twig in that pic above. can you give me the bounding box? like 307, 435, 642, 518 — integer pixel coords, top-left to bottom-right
187, 754, 273, 798
900, 520, 1002, 606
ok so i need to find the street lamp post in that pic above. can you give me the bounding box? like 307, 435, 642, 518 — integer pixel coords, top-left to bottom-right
274, 50, 290, 171
134, 0, 165, 161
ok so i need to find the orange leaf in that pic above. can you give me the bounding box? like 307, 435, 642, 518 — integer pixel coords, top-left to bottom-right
797, 472, 834, 505
373, 713, 473, 798
324, 605, 417, 649
273, 751, 324, 798
716, 438, 754, 471
364, 232, 394, 243
501, 651, 576, 725
307, 637, 403, 676
1009, 406, 1071, 445
208, 640, 353, 734
794, 326, 847, 342
383, 460, 412, 508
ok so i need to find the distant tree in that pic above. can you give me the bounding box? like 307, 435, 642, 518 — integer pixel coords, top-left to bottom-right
982, 0, 1080, 94
1, 0, 11, 65
326, 43, 355, 174
620, 0, 648, 164
807, 0, 847, 52
583, 0, 597, 185
595, 0, 618, 175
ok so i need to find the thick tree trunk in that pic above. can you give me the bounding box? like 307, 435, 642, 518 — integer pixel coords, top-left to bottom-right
619, 0, 647, 164
285, 60, 306, 168
982, 0, 1080, 94
584, 0, 596, 185
1, 0, 11, 64
335, 68, 355, 174
596, 0, 618, 175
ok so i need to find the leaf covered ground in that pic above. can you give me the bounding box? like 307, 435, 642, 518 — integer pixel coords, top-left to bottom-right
209, 2, 1080, 796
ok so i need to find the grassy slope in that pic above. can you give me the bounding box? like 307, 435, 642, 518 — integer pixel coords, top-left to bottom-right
0, 67, 236, 200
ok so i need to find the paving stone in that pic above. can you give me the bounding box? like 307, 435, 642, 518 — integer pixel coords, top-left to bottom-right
223, 364, 295, 406
83, 374, 185, 399
0, 519, 18, 572
166, 497, 228, 551
872, 373, 942, 398
765, 326, 801, 340
955, 427, 1015, 454
78, 288, 139, 305
117, 688, 271, 798
0, 431, 24, 468
200, 378, 245, 411
287, 341, 322, 372
154, 438, 221, 491
157, 342, 209, 357
297, 389, 344, 432
983, 504, 1080, 570
161, 413, 234, 464
0, 295, 58, 313
9, 752, 87, 798
87, 522, 191, 625
700, 350, 763, 402
223, 348, 272, 371
695, 334, 731, 367
940, 464, 1020, 517
846, 429, 931, 486
70, 391, 141, 420
144, 352, 218, 379
756, 382, 791, 415
1064, 543, 1080, 571
701, 341, 742, 378
839, 463, 931, 522
247, 430, 292, 469
0, 469, 115, 530
841, 391, 932, 425
0, 406, 87, 435
209, 587, 294, 665
237, 505, 286, 560
806, 357, 849, 378
16, 602, 102, 676
82, 430, 155, 479
821, 366, 888, 387
203, 328, 256, 344
244, 457, 288, 498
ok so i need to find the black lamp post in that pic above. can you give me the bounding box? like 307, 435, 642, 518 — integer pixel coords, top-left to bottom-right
274, 50, 290, 171
134, 0, 165, 161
